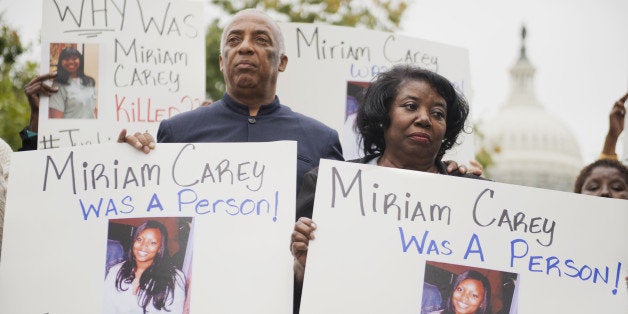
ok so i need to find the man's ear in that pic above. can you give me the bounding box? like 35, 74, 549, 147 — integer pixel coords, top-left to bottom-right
278, 55, 288, 72
219, 55, 224, 72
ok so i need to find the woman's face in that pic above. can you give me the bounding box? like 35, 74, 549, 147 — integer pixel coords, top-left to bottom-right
451, 278, 485, 314
132, 228, 163, 265
61, 55, 80, 76
383, 79, 447, 164
581, 166, 628, 199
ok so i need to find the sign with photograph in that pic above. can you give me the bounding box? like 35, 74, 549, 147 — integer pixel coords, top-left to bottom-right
299, 159, 628, 313
277, 23, 473, 162
36, 0, 205, 149
0, 142, 296, 313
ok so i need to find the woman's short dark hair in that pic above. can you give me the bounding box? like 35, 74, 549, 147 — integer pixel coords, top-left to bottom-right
356, 64, 469, 159
444, 270, 492, 314
574, 159, 628, 193
54, 46, 95, 87
115, 220, 183, 312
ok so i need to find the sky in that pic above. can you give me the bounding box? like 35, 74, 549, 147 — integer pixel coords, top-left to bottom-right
1, 0, 627, 164
399, 0, 628, 164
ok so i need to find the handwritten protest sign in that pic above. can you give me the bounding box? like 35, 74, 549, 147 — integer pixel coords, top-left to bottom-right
0, 142, 295, 313
277, 23, 473, 161
300, 159, 627, 313
37, 0, 205, 149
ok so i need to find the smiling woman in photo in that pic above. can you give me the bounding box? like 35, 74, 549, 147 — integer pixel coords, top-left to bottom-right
49, 46, 97, 119
442, 270, 491, 314
103, 220, 186, 313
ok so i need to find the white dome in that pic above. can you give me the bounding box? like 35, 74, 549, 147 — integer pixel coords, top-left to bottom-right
480, 28, 582, 191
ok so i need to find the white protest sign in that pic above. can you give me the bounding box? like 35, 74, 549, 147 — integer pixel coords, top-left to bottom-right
277, 23, 473, 162
0, 142, 295, 313
37, 0, 205, 149
300, 159, 627, 313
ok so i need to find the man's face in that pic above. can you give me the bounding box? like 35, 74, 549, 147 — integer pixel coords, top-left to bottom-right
219, 12, 287, 98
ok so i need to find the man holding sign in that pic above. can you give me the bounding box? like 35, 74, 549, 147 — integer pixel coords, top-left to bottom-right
119, 9, 344, 191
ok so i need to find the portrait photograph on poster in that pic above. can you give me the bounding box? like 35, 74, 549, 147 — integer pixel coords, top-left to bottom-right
421, 261, 518, 314
48, 42, 99, 120
341, 81, 370, 159
103, 217, 194, 314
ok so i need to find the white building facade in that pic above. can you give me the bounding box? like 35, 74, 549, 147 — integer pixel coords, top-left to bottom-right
480, 27, 582, 192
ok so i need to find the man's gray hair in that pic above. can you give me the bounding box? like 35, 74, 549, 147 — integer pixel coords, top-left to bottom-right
219, 9, 286, 58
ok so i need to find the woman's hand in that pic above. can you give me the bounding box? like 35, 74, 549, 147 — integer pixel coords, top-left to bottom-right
468, 160, 484, 176
291, 217, 317, 283
608, 92, 627, 139
117, 129, 156, 153
24, 72, 58, 132
601, 92, 627, 158
444, 160, 484, 176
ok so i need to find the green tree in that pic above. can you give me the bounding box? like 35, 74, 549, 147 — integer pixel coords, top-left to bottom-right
0, 14, 37, 150
205, 0, 409, 101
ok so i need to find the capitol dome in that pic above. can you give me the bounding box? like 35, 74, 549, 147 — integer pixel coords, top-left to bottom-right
479, 27, 583, 192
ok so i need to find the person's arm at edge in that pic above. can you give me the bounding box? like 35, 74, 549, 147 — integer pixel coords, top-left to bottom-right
600, 92, 627, 159
19, 72, 58, 151
292, 169, 319, 314
18, 127, 37, 151
291, 216, 317, 314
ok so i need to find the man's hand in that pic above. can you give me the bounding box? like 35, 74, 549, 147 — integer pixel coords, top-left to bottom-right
117, 129, 156, 153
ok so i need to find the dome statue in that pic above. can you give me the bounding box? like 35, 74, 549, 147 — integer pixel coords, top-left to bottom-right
479, 26, 583, 191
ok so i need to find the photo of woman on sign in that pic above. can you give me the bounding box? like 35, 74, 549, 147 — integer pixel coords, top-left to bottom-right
103, 219, 188, 313
442, 270, 491, 314
421, 261, 518, 314
49, 45, 98, 119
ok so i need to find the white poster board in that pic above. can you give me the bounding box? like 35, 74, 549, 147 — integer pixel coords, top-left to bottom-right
277, 23, 473, 162
300, 159, 628, 313
37, 0, 205, 149
0, 142, 296, 313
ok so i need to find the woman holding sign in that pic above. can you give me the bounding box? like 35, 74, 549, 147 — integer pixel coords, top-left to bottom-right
48, 46, 97, 119
103, 220, 186, 313
290, 65, 484, 313
573, 92, 628, 199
